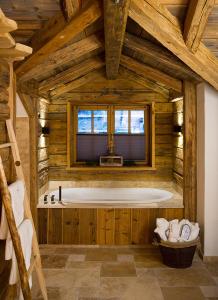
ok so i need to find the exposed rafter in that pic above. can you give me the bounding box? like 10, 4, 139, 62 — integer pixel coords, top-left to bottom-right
15, 0, 102, 78
129, 0, 218, 90
18, 34, 104, 82
124, 33, 201, 82
39, 56, 105, 94
120, 66, 169, 97
120, 54, 182, 92
104, 0, 130, 79
60, 0, 81, 21
184, 0, 215, 52
50, 68, 105, 98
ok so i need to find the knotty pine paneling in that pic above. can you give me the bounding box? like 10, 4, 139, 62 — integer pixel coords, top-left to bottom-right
38, 207, 184, 245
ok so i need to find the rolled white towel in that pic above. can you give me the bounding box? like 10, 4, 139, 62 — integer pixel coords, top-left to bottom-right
168, 219, 180, 242
154, 218, 169, 241
189, 223, 200, 241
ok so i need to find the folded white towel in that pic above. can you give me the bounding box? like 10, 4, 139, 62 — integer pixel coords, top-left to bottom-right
0, 180, 25, 240
5, 219, 33, 299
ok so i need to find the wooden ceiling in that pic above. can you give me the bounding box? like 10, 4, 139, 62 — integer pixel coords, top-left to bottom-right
1, 0, 217, 56
1, 0, 218, 100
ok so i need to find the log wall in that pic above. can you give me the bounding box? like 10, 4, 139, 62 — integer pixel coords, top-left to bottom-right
48, 91, 174, 181
38, 98, 49, 195
173, 99, 183, 191
0, 61, 11, 183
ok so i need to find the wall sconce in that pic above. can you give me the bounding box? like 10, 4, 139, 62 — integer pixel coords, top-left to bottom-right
41, 126, 50, 135
174, 125, 183, 134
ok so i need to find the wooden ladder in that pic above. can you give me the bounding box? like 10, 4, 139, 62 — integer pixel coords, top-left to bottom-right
0, 119, 48, 300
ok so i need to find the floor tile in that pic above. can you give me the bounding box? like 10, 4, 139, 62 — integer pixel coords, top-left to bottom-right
66, 261, 102, 269
68, 254, 86, 262
134, 253, 165, 268
43, 268, 100, 289
100, 262, 136, 277
214, 277, 218, 285
206, 263, 218, 277
117, 255, 134, 262
41, 255, 69, 268
154, 267, 216, 287
32, 287, 61, 300
200, 286, 218, 298
86, 249, 117, 262
161, 287, 205, 300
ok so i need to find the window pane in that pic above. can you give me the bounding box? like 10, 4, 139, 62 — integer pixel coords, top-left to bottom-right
78, 110, 91, 133
131, 110, 144, 134
94, 110, 107, 133
115, 110, 128, 133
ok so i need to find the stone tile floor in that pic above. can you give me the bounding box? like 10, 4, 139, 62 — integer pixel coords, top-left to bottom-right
32, 246, 218, 300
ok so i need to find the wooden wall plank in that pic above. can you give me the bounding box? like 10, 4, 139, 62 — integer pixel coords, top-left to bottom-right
79, 209, 97, 244
48, 208, 63, 244
183, 81, 197, 221
38, 208, 48, 244
115, 209, 131, 245
63, 208, 80, 244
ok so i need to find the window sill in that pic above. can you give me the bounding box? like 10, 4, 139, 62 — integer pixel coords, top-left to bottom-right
66, 166, 157, 171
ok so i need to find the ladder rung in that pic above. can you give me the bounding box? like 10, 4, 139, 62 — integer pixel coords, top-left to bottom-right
28, 256, 37, 277
0, 142, 13, 149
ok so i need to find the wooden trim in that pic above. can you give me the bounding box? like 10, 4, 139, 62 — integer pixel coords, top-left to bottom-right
183, 81, 197, 221
66, 166, 157, 171
67, 102, 155, 168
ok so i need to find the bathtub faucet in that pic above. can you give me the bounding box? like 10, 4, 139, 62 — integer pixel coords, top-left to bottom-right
59, 186, 62, 203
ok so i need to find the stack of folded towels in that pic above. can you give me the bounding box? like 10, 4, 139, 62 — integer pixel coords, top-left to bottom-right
154, 218, 199, 242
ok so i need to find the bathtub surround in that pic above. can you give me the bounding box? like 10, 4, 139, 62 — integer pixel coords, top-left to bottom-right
197, 83, 218, 258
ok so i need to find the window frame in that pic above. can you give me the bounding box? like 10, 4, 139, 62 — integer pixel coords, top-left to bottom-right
67, 102, 156, 170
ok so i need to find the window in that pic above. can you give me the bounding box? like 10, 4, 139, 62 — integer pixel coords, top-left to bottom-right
67, 104, 155, 169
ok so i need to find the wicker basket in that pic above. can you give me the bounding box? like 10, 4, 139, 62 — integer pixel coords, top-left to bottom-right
155, 236, 200, 268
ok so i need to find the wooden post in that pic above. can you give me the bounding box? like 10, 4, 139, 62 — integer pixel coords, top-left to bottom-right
183, 81, 197, 221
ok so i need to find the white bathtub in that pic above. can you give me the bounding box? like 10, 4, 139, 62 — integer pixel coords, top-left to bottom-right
49, 187, 173, 207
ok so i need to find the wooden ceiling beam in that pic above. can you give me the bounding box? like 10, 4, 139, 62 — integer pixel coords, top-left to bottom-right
124, 33, 201, 82
15, 0, 102, 78
18, 34, 104, 82
104, 0, 130, 79
119, 66, 169, 97
120, 54, 182, 92
60, 0, 81, 21
50, 68, 105, 98
184, 0, 215, 52
129, 0, 218, 90
39, 56, 105, 94
0, 8, 17, 33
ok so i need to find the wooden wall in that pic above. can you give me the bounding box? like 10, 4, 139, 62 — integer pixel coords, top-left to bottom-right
173, 99, 183, 190
16, 117, 30, 196
0, 61, 11, 183
48, 89, 174, 182
38, 207, 184, 245
38, 98, 49, 195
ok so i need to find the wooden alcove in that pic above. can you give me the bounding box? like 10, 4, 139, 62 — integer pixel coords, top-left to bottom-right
1, 0, 217, 244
